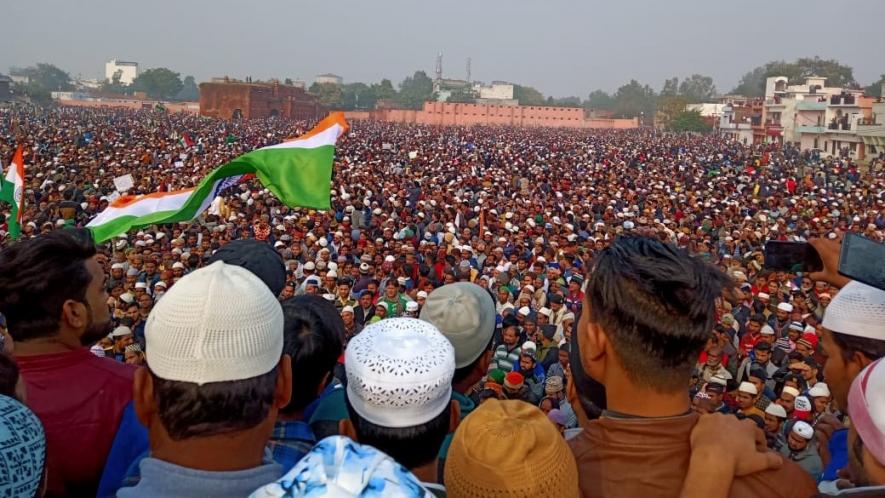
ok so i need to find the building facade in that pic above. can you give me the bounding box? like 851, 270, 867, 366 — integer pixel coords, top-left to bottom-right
762, 76, 873, 160
199, 79, 325, 120
105, 59, 139, 85
314, 74, 343, 86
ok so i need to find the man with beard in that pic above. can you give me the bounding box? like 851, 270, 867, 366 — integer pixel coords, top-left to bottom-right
0, 229, 134, 497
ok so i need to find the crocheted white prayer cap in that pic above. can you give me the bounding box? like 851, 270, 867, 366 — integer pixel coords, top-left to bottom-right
822, 281, 885, 341
145, 261, 284, 385
345, 317, 455, 428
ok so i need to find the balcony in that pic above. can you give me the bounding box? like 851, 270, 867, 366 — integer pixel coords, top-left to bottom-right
796, 101, 827, 111
797, 126, 826, 134
830, 95, 858, 106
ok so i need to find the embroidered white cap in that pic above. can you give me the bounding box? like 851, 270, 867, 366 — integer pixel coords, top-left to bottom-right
145, 261, 283, 385
345, 318, 455, 428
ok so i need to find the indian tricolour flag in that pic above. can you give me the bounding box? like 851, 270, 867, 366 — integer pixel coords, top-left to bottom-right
87, 112, 348, 243
0, 145, 25, 239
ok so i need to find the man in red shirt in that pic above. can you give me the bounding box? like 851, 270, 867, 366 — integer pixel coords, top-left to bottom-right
0, 230, 134, 497
739, 314, 767, 357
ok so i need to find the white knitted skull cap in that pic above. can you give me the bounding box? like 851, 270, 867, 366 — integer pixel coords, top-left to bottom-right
345, 317, 455, 428
822, 281, 885, 341
145, 261, 284, 385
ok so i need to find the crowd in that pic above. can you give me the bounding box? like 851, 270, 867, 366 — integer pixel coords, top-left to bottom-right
1, 103, 885, 497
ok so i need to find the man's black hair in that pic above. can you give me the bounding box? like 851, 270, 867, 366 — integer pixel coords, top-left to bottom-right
208, 239, 286, 296
345, 396, 450, 469
832, 331, 885, 363
749, 313, 766, 324
279, 295, 345, 415
151, 366, 278, 440
0, 229, 97, 341
585, 236, 732, 391
0, 353, 20, 399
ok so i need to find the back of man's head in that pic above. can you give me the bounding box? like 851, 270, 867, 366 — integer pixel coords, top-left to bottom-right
0, 229, 97, 342
343, 317, 455, 469
142, 261, 287, 441
586, 236, 731, 391
419, 282, 496, 389
279, 295, 344, 416
207, 239, 286, 296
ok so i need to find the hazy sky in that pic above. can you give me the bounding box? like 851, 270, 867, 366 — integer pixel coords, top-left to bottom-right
5, 0, 883, 97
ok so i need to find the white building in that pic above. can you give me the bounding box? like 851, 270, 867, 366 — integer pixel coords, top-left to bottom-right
763, 76, 871, 158
314, 73, 343, 86
105, 59, 138, 85
474, 81, 514, 100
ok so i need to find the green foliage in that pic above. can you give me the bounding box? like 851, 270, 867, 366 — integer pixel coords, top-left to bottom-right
613, 80, 657, 122
309, 82, 344, 107
341, 82, 377, 110
865, 75, 885, 97
732, 66, 768, 97
100, 70, 128, 95
372, 79, 397, 101
678, 74, 717, 103
175, 76, 199, 101
546, 96, 582, 107
446, 87, 476, 103
668, 110, 711, 133
732, 57, 857, 97
585, 90, 616, 110
396, 71, 435, 109
131, 68, 184, 100
7, 63, 71, 103
514, 85, 545, 106
661, 77, 679, 97
656, 95, 690, 128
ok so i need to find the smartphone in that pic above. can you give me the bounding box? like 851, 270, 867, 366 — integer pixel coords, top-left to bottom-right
764, 241, 823, 273
839, 233, 885, 292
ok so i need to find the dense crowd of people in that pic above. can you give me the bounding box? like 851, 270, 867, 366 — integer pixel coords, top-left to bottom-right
1, 103, 885, 497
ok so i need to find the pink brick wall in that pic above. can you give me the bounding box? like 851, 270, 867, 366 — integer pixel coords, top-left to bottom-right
343, 102, 637, 129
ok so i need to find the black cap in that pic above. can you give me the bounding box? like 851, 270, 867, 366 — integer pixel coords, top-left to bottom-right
541, 324, 557, 340
550, 294, 564, 304
207, 239, 286, 296
754, 341, 772, 352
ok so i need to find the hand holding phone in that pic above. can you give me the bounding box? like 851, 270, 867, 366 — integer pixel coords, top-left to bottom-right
838, 233, 885, 292
763, 241, 823, 273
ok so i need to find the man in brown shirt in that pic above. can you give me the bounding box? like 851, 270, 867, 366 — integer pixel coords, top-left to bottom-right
567, 237, 817, 498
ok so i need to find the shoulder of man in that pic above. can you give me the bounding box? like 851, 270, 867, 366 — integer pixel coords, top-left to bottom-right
729, 457, 818, 498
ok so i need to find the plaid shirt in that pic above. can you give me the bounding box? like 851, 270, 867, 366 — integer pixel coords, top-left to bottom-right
268, 420, 317, 470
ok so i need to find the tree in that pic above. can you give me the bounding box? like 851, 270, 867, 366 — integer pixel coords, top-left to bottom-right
547, 96, 581, 107
21, 63, 72, 91
131, 68, 184, 100
732, 66, 768, 97
175, 75, 199, 101
309, 82, 344, 107
613, 80, 657, 122
513, 85, 545, 106
446, 87, 476, 103
678, 74, 717, 103
656, 95, 690, 129
668, 110, 711, 133
341, 82, 377, 110
284, 78, 293, 85
661, 77, 679, 97
864, 74, 885, 98
372, 79, 397, 102
732, 57, 857, 97
585, 90, 616, 110
100, 70, 127, 94
396, 71, 435, 109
